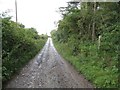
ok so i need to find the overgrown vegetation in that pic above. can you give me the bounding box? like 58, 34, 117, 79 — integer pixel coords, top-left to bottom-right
1, 13, 48, 84
51, 2, 120, 88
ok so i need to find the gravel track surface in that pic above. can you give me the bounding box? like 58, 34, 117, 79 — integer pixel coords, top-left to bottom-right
6, 38, 93, 88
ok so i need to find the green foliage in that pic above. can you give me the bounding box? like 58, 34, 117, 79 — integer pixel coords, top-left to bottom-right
51, 2, 119, 88
2, 16, 48, 83
54, 40, 119, 88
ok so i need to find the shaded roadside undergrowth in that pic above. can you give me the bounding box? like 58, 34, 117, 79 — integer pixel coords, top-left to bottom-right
53, 37, 119, 88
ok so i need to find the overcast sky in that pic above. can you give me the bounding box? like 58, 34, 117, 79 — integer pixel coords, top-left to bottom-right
0, 0, 69, 35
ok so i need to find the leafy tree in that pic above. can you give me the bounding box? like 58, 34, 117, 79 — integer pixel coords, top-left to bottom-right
51, 2, 119, 88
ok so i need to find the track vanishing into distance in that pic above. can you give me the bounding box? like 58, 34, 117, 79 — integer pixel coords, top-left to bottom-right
6, 38, 93, 88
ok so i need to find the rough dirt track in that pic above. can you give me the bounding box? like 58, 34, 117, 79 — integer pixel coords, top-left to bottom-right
6, 38, 93, 88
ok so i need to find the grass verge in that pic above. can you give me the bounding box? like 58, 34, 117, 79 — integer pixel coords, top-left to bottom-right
53, 39, 119, 88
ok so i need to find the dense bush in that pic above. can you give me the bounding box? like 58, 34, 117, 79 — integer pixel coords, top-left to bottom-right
2, 16, 48, 83
53, 38, 119, 88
